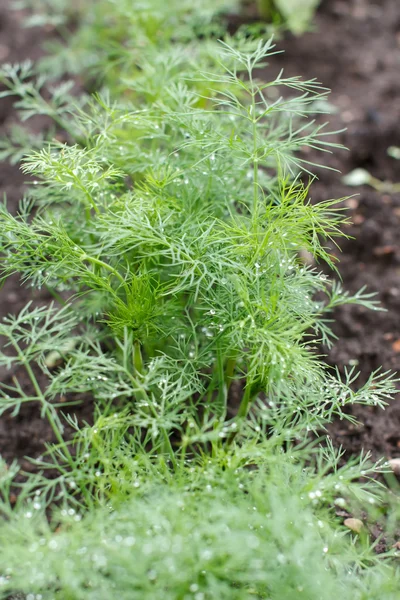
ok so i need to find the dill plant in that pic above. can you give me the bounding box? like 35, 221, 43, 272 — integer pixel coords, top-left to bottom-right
0, 1, 399, 598
0, 39, 390, 441
256, 0, 321, 33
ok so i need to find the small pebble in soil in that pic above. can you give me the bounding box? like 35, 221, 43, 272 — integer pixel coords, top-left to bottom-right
388, 458, 400, 476
344, 518, 364, 534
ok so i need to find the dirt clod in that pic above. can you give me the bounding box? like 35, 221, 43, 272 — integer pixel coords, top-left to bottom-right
344, 518, 364, 534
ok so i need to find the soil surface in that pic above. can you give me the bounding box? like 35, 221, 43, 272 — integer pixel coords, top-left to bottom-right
0, 0, 400, 473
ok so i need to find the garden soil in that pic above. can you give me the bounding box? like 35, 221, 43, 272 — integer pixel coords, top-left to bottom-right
0, 0, 400, 478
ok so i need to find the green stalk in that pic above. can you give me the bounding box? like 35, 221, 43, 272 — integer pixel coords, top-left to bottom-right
215, 344, 227, 419
62, 164, 100, 215
236, 383, 253, 420
81, 253, 125, 285
249, 70, 259, 216
123, 337, 176, 468
44, 284, 67, 306
10, 340, 75, 468
224, 357, 237, 390
226, 384, 256, 446
147, 400, 177, 469
133, 340, 144, 375
215, 354, 237, 420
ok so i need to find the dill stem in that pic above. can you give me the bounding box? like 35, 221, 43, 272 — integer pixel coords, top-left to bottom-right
215, 345, 227, 418
215, 355, 237, 419
62, 164, 100, 214
81, 253, 125, 285
147, 400, 177, 469
44, 284, 67, 306
224, 357, 237, 391
10, 340, 74, 467
121, 340, 176, 467
133, 340, 144, 375
226, 384, 256, 446
237, 383, 253, 420
249, 73, 259, 215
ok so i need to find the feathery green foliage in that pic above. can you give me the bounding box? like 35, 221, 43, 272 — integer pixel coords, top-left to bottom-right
0, 1, 399, 598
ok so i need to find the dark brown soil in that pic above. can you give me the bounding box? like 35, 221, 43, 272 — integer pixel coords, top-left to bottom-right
0, 0, 400, 474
